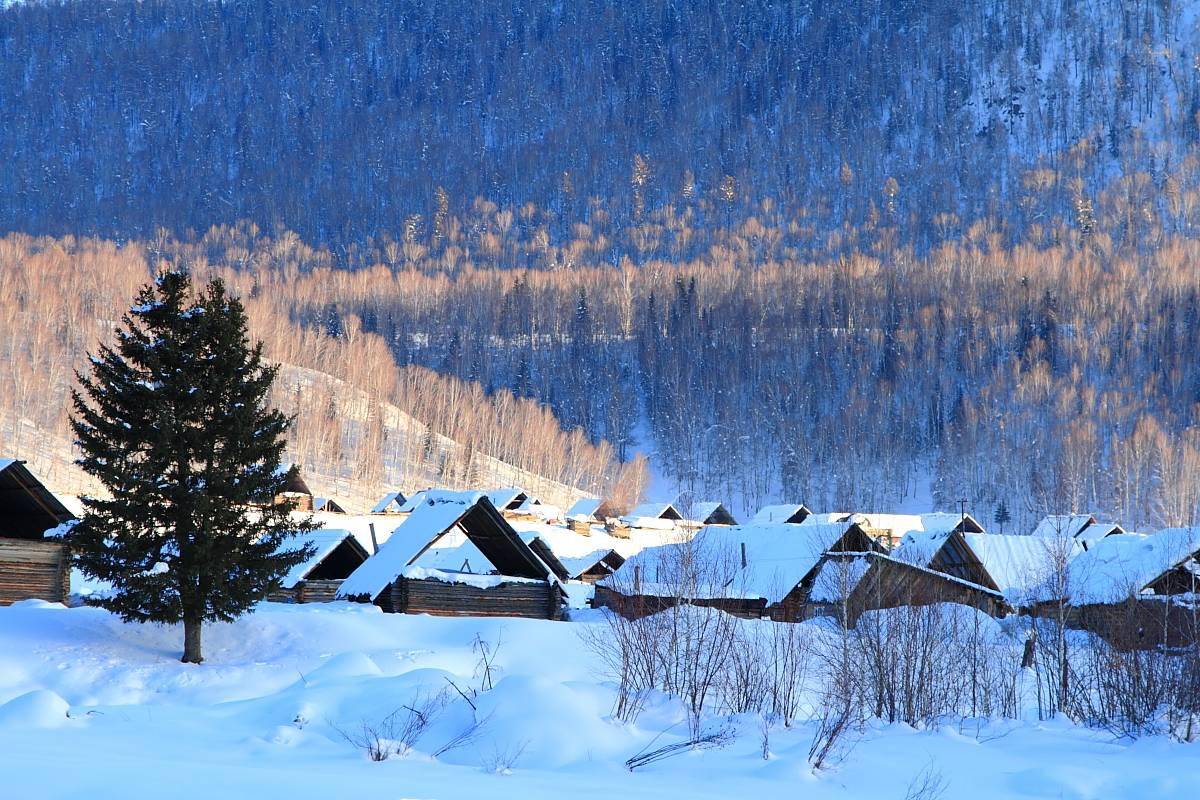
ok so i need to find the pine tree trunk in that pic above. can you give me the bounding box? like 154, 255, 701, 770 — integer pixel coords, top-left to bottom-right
181, 615, 204, 664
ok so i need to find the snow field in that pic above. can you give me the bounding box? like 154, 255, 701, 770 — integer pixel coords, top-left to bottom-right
0, 600, 1194, 799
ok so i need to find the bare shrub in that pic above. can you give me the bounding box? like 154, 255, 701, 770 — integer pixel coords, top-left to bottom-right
481, 739, 529, 774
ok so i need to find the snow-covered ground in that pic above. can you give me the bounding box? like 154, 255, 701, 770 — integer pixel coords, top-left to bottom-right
0, 600, 1193, 799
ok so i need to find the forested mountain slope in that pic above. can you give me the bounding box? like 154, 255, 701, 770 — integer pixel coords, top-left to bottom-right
3, 0, 1200, 527
0, 236, 642, 507
0, 0, 1196, 251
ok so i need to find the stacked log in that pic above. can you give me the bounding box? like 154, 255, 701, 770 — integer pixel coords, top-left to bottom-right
0, 538, 69, 605
389, 577, 562, 620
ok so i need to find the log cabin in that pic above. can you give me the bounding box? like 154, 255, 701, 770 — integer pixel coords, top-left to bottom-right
268, 529, 370, 603
595, 520, 883, 620
750, 504, 812, 525
274, 467, 314, 512
337, 491, 563, 619
370, 491, 408, 514
0, 459, 75, 605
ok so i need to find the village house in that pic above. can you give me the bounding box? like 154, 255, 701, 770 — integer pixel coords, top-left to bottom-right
0, 459, 75, 605
687, 501, 738, 526
313, 497, 348, 514
370, 491, 408, 514
274, 467, 314, 512
268, 529, 370, 603
336, 491, 564, 619
1034, 528, 1200, 650
750, 503, 812, 525
594, 520, 883, 621
1029, 514, 1125, 549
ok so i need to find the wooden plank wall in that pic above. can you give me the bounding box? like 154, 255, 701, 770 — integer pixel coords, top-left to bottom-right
390, 577, 562, 620
267, 579, 345, 604
0, 537, 69, 605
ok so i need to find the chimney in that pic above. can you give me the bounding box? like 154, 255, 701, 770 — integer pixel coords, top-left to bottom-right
740, 542, 747, 569
368, 523, 379, 555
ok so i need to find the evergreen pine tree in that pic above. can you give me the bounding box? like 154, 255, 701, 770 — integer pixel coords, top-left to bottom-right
994, 501, 1011, 534
70, 271, 315, 664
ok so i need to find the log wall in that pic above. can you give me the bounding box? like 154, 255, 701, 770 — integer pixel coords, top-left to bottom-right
387, 577, 563, 620
0, 537, 69, 605
268, 579, 346, 604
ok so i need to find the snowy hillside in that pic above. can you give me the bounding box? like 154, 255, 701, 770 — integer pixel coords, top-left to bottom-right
0, 601, 1193, 799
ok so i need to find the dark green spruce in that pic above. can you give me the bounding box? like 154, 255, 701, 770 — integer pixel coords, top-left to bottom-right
70, 270, 315, 663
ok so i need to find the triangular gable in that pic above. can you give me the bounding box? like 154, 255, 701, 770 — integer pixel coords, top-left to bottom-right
895, 529, 999, 591
751, 504, 811, 524
693, 502, 738, 525
314, 497, 347, 514
0, 460, 76, 540
371, 492, 408, 514
337, 492, 550, 601
278, 529, 369, 588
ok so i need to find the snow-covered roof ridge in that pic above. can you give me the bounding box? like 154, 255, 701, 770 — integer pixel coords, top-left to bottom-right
751, 504, 811, 525
277, 529, 363, 589
605, 521, 871, 604
962, 532, 1082, 602
336, 491, 552, 601
370, 491, 408, 514
1063, 527, 1200, 605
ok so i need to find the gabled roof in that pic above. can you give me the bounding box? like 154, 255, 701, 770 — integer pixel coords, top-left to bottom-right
370, 492, 408, 514
1030, 514, 1096, 540
0, 459, 76, 540
692, 502, 738, 525
623, 501, 683, 524
557, 549, 626, 579
336, 491, 551, 601
962, 532, 1081, 601
313, 497, 346, 514
396, 490, 429, 514
566, 497, 603, 519
1064, 528, 1200, 605
606, 521, 879, 603
486, 487, 538, 511
277, 529, 369, 588
751, 504, 811, 525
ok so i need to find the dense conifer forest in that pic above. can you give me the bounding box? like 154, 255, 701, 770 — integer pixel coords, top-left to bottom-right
3, 0, 1200, 527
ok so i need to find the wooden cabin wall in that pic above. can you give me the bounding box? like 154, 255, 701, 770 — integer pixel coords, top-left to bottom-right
387, 577, 563, 620
593, 585, 767, 620
0, 538, 69, 605
843, 558, 1006, 625
1033, 599, 1199, 651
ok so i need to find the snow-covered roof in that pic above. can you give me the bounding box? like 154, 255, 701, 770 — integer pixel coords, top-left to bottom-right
892, 530, 955, 568
690, 502, 737, 525
751, 504, 810, 525
396, 491, 428, 514
313, 497, 345, 513
608, 521, 864, 604
625, 502, 681, 522
1075, 521, 1125, 544
486, 487, 536, 511
809, 555, 871, 602
566, 498, 603, 519
1065, 528, 1200, 605
557, 549, 623, 579
370, 492, 408, 514
278, 529, 362, 589
338, 491, 487, 600
962, 533, 1081, 601
1030, 514, 1096, 540
337, 491, 551, 600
